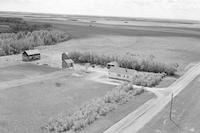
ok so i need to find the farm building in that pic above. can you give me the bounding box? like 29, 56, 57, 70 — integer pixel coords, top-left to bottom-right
22, 49, 40, 61
108, 67, 136, 81
62, 59, 74, 68
62, 52, 69, 60
107, 61, 119, 69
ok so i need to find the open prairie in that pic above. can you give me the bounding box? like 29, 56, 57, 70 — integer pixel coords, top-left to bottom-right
23, 16, 200, 70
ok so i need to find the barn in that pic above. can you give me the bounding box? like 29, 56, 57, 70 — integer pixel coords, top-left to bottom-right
22, 49, 41, 61
107, 61, 119, 69
108, 67, 136, 81
62, 59, 74, 68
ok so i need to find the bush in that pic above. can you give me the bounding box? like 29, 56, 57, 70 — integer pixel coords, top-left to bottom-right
130, 71, 166, 87
43, 84, 144, 132
68, 51, 177, 75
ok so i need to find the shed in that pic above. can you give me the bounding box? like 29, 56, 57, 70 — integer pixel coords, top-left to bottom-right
22, 49, 40, 61
62, 59, 74, 68
62, 52, 69, 61
108, 67, 136, 81
107, 61, 119, 69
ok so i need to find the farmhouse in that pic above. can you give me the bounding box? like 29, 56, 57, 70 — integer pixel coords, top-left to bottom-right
22, 49, 40, 61
108, 67, 136, 81
107, 61, 119, 69
62, 59, 74, 68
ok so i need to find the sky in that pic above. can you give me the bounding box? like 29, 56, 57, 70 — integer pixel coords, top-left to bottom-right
0, 0, 200, 20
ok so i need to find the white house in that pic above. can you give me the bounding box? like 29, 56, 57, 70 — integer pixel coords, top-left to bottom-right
108, 67, 136, 81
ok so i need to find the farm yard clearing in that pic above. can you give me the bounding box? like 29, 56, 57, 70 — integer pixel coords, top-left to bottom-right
0, 65, 116, 133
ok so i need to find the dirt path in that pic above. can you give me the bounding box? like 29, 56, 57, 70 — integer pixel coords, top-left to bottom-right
0, 69, 73, 91
104, 63, 200, 133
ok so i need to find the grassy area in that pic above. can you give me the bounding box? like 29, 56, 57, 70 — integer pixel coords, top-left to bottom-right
138, 76, 200, 133
0, 72, 114, 133
0, 64, 59, 82
43, 84, 146, 132
83, 92, 155, 133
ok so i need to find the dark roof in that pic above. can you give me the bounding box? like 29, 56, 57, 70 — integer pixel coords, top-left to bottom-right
109, 67, 136, 76
23, 49, 40, 56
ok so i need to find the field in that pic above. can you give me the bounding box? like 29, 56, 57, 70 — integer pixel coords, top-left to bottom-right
0, 65, 115, 133
24, 17, 200, 70
138, 76, 200, 133
0, 64, 59, 82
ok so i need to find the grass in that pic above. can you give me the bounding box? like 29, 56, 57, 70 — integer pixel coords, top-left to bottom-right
43, 84, 145, 132
68, 51, 177, 75
0, 72, 114, 133
138, 76, 200, 133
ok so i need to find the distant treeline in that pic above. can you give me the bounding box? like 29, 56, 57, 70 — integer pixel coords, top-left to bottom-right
0, 17, 52, 33
68, 51, 178, 75
0, 30, 71, 55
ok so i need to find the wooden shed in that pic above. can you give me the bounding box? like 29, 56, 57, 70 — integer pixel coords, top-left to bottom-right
62, 59, 74, 68
22, 49, 40, 61
107, 61, 119, 69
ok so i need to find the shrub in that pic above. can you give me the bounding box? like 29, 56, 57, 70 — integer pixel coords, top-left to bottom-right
43, 84, 144, 132
130, 71, 166, 87
68, 51, 177, 75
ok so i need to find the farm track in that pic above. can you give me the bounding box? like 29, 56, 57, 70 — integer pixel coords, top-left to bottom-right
0, 69, 73, 90
104, 63, 200, 133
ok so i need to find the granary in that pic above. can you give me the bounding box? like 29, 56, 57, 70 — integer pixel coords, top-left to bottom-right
108, 67, 136, 81
62, 52, 69, 60
22, 49, 40, 61
107, 61, 119, 69
62, 59, 74, 68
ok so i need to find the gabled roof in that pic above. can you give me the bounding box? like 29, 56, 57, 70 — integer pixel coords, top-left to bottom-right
109, 67, 136, 76
23, 49, 40, 56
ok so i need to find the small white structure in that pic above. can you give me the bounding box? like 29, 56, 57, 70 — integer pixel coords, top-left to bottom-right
107, 61, 119, 69
108, 67, 136, 81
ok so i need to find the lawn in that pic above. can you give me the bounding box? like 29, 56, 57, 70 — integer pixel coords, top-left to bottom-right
0, 63, 59, 82
0, 73, 114, 133
138, 76, 200, 133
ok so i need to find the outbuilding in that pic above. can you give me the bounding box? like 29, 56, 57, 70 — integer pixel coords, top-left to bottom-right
107, 61, 119, 69
62, 59, 74, 68
22, 49, 41, 61
108, 67, 136, 81
62, 52, 69, 60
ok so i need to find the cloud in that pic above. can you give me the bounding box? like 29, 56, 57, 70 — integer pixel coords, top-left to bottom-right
0, 0, 200, 20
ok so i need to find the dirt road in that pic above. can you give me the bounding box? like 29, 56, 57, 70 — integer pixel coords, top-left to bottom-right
104, 63, 200, 133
